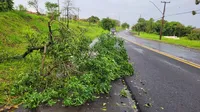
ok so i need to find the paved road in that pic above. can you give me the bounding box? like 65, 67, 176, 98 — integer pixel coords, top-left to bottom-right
118, 31, 200, 112
117, 31, 200, 65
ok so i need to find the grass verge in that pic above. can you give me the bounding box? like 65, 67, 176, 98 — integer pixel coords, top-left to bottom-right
132, 31, 200, 50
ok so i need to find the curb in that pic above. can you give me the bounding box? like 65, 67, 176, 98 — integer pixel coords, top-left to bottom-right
123, 77, 142, 112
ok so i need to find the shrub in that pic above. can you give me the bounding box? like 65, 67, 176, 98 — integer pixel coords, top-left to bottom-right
188, 33, 200, 40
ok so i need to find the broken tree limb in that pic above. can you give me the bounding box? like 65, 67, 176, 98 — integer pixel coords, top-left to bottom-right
40, 45, 47, 75
0, 16, 55, 63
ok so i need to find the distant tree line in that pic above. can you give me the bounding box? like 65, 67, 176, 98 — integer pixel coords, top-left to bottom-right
132, 18, 194, 37
132, 18, 200, 40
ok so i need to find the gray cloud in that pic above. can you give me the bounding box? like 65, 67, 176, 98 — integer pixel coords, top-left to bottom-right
14, 0, 200, 27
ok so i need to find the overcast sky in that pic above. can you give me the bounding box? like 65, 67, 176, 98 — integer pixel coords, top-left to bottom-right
14, 0, 200, 27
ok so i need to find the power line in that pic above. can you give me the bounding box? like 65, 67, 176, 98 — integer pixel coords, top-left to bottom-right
154, 9, 200, 21
149, 1, 163, 14
148, 1, 170, 40
165, 9, 200, 17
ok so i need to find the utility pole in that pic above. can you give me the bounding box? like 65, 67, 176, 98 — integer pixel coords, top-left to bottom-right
160, 1, 170, 40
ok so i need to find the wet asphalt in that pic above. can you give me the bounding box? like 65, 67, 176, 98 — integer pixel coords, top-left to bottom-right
118, 31, 200, 112
118, 31, 200, 65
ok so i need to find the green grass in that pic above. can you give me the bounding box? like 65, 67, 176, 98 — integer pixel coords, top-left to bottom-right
133, 31, 200, 49
0, 11, 107, 106
0, 11, 50, 106
69, 21, 108, 39
0, 11, 50, 55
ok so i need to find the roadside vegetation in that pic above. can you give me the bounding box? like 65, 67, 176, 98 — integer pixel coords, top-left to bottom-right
121, 22, 130, 29
0, 11, 106, 107
0, 0, 132, 111
132, 18, 200, 49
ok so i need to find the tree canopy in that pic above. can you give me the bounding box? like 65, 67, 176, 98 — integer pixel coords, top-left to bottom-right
121, 23, 130, 29
0, 0, 14, 12
100, 18, 117, 31
87, 16, 100, 24
45, 2, 59, 19
113, 19, 121, 26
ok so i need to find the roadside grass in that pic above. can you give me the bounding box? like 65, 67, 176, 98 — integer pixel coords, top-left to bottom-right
70, 21, 108, 40
0, 11, 50, 106
0, 11, 50, 55
0, 57, 37, 105
132, 31, 200, 49
0, 11, 107, 106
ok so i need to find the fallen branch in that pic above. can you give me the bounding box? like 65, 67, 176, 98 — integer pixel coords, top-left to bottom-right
22, 15, 55, 58
40, 45, 47, 75
0, 15, 55, 63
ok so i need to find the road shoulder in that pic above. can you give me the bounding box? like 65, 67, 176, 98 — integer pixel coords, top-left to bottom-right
15, 79, 138, 112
